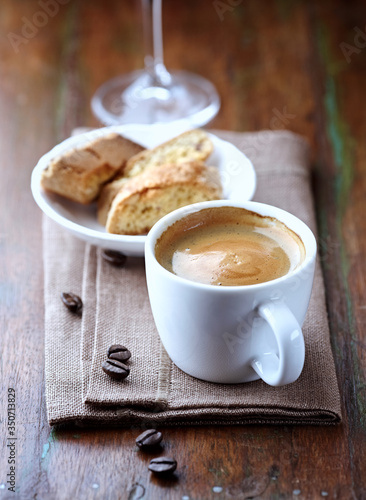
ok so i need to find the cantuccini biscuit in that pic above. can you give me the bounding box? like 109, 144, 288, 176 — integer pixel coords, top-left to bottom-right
97, 177, 130, 226
105, 161, 222, 235
41, 133, 144, 204
98, 129, 214, 225
123, 129, 213, 178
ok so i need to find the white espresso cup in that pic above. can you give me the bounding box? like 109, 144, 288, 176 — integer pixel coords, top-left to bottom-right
145, 200, 317, 386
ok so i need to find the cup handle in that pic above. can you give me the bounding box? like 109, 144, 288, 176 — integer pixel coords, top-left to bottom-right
250, 301, 305, 386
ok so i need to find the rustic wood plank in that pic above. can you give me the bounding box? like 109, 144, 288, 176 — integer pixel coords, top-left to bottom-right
0, 0, 365, 498
309, 1, 366, 497
0, 0, 74, 494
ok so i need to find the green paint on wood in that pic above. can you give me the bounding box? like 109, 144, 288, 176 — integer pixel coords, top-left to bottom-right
316, 24, 355, 216
323, 76, 355, 217
316, 23, 366, 429
41, 442, 50, 461
41, 428, 58, 466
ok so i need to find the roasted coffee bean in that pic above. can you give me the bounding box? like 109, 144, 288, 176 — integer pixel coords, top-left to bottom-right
136, 429, 163, 449
102, 359, 130, 380
101, 249, 127, 267
107, 344, 131, 363
61, 292, 83, 314
148, 457, 177, 475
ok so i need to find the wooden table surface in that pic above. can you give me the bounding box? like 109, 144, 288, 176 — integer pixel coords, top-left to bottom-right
1, 0, 365, 498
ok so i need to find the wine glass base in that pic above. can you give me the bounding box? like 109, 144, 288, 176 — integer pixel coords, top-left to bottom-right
91, 70, 220, 127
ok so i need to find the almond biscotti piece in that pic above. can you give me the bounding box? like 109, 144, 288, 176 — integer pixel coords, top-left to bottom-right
105, 161, 222, 235
87, 132, 144, 174
123, 129, 213, 178
41, 133, 144, 204
97, 177, 129, 226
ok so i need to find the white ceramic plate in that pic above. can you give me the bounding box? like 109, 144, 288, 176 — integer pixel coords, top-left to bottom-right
31, 122, 256, 256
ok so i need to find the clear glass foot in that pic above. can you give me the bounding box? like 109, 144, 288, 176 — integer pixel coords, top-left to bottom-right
91, 69, 220, 127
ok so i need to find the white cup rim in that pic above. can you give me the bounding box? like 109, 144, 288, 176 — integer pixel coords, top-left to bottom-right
145, 200, 317, 291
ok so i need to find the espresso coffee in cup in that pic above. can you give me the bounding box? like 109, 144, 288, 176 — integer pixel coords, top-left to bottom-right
145, 200, 316, 386
155, 206, 305, 287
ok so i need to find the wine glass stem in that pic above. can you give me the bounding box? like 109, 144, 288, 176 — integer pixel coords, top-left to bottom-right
141, 0, 172, 87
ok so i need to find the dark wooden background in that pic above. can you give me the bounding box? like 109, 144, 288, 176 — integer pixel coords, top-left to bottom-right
1, 0, 365, 498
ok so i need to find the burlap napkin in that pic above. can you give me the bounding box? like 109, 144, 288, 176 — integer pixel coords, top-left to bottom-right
43, 130, 342, 426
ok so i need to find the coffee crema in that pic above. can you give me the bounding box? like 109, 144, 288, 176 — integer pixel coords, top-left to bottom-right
155, 207, 306, 286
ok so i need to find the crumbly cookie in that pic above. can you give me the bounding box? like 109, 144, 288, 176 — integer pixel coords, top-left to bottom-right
123, 129, 213, 178
41, 133, 144, 204
105, 161, 222, 235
